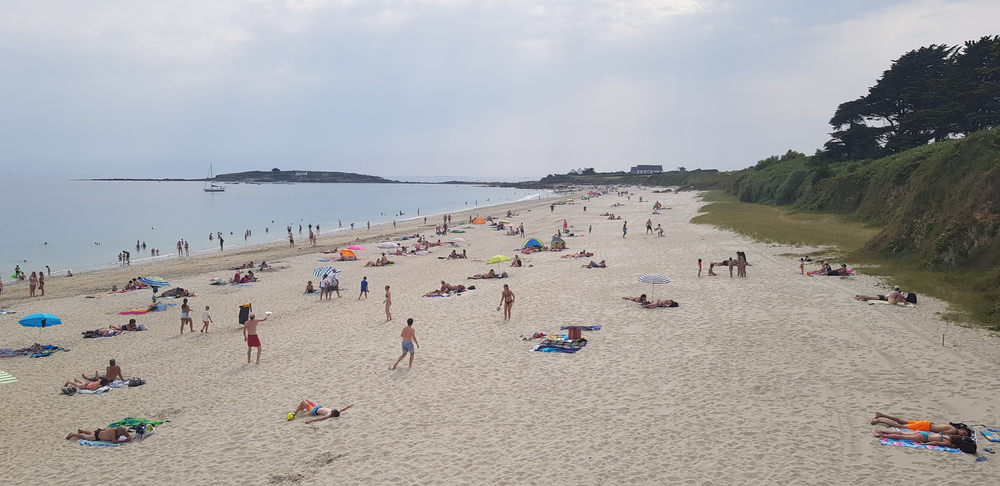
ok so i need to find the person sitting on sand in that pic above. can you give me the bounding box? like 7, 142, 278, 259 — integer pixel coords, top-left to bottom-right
873, 429, 962, 448
643, 299, 679, 308
855, 286, 909, 305
287, 400, 354, 424
511, 255, 522, 267
622, 294, 648, 304
582, 260, 607, 268
259, 261, 270, 270
870, 412, 972, 436
707, 263, 718, 276
64, 376, 110, 391
82, 358, 125, 383
66, 426, 133, 444
305, 281, 315, 293
469, 269, 498, 279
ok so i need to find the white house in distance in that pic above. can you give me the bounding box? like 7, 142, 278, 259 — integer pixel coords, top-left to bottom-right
630, 165, 663, 174
295, 171, 309, 176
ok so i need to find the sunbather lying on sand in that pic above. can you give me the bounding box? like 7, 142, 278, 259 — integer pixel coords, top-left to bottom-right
873, 429, 962, 448
642, 299, 678, 308
582, 260, 607, 268
870, 412, 972, 436
66, 426, 133, 443
622, 294, 649, 304
561, 250, 593, 258
426, 281, 466, 296
288, 400, 354, 424
64, 376, 110, 391
468, 269, 499, 279
855, 287, 910, 305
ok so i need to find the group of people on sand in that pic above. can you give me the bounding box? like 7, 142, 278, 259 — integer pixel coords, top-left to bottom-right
365, 253, 394, 267
561, 250, 594, 258
703, 252, 749, 277
83, 318, 145, 338
180, 299, 214, 334
622, 294, 678, 308
806, 260, 850, 276
447, 249, 468, 259
424, 281, 467, 296
63, 358, 126, 392
231, 270, 257, 284
870, 412, 976, 453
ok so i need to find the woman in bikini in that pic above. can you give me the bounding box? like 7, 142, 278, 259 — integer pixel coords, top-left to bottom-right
874, 429, 961, 448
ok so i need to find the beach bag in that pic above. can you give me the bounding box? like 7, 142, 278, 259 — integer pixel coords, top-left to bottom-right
127, 377, 146, 387
906, 293, 918, 304
239, 303, 252, 325
567, 327, 582, 340
959, 436, 977, 454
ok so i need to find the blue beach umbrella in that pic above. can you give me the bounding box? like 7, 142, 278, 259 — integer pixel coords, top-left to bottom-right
522, 238, 543, 248
18, 313, 62, 328
139, 276, 170, 288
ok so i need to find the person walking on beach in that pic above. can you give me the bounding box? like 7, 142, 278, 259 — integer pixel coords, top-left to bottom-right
319, 274, 330, 300
645, 219, 653, 234
329, 272, 341, 298
201, 305, 213, 333
180, 298, 195, 334
28, 272, 37, 297
698, 259, 703, 277
359, 276, 369, 300
243, 313, 268, 364
500, 284, 515, 320
37, 271, 44, 296
622, 221, 628, 238
384, 285, 392, 321
390, 318, 419, 370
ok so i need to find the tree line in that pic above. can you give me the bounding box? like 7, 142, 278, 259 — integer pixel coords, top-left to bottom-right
822, 35, 1000, 161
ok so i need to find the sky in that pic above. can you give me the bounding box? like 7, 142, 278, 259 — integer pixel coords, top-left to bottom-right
1, 0, 998, 181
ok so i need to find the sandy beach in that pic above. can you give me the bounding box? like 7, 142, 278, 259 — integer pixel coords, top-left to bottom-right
1, 188, 998, 485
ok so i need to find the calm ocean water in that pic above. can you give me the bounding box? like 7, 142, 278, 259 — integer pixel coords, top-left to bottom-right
0, 175, 552, 275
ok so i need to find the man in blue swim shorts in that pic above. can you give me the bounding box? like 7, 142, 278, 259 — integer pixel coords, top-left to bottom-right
288, 400, 354, 424
391, 318, 420, 370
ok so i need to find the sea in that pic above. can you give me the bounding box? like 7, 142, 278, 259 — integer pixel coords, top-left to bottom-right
0, 175, 553, 276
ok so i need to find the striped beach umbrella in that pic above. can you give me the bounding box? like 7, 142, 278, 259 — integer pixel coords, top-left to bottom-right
139, 276, 170, 288
637, 273, 670, 299
377, 242, 399, 249
313, 266, 340, 277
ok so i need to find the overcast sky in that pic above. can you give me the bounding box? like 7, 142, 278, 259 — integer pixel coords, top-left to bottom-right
1, 0, 997, 180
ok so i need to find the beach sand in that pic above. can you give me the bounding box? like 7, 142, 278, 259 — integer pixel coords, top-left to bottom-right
1, 188, 998, 485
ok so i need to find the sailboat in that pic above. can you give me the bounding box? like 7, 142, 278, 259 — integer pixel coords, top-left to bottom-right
203, 164, 225, 192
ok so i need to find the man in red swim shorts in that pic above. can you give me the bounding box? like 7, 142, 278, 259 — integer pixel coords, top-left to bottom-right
242, 313, 268, 364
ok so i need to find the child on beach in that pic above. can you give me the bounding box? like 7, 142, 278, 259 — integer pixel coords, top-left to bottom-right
201, 306, 213, 333
698, 259, 702, 277
359, 277, 369, 300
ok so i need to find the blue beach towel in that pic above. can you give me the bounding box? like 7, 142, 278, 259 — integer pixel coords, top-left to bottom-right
878, 437, 962, 453
982, 429, 1000, 442
530, 345, 583, 353
78, 439, 118, 447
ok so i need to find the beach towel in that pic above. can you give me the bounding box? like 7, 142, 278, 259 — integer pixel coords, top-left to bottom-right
982, 429, 1000, 442
878, 427, 968, 453
878, 437, 962, 453
0, 310, 16, 315
77, 386, 111, 394
0, 370, 17, 383
560, 325, 602, 331
530, 338, 588, 353
109, 417, 168, 428
31, 346, 66, 358
78, 439, 119, 447
0, 349, 29, 358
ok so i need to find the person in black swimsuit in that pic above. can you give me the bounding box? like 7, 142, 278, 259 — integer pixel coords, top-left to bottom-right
66, 426, 133, 443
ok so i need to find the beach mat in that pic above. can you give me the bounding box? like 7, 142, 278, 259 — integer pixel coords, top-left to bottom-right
982, 429, 1000, 442
878, 437, 962, 453
560, 325, 601, 331
0, 370, 17, 383
78, 439, 118, 447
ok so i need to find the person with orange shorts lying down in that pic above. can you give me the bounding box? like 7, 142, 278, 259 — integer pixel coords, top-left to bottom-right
870, 412, 972, 436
